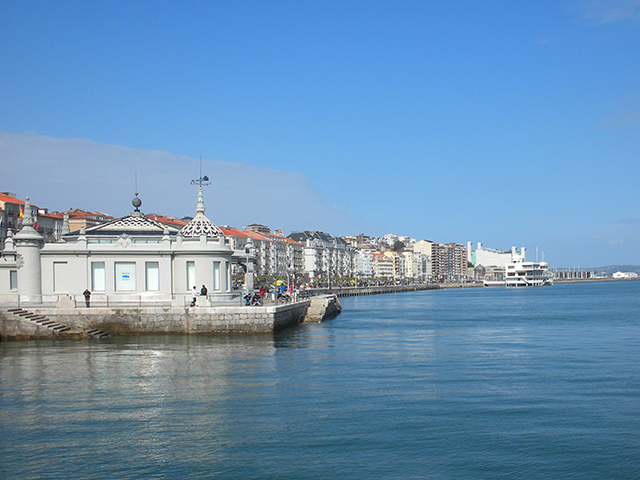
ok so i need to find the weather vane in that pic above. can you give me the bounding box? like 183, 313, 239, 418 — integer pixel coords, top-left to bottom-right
190, 156, 211, 187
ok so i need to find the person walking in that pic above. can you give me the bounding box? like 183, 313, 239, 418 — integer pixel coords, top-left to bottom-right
191, 286, 198, 307
83, 289, 91, 308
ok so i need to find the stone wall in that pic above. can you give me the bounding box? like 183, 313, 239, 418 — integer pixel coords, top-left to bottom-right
1, 301, 311, 340
303, 295, 342, 323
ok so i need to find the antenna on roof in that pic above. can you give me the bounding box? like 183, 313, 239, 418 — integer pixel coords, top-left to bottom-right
190, 156, 211, 187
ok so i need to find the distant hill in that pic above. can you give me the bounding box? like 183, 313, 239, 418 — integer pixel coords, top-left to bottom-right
593, 265, 640, 276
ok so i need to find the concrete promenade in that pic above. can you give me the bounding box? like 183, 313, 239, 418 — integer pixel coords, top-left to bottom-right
0, 294, 344, 340
0, 282, 481, 341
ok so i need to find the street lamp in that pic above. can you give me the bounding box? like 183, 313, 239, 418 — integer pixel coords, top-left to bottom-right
286, 244, 292, 291
244, 236, 254, 292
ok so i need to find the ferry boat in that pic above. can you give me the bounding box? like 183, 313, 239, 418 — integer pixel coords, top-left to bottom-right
481, 246, 553, 287
504, 260, 554, 287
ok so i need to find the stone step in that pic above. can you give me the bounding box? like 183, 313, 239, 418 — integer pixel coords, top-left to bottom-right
7, 308, 25, 313
86, 329, 110, 338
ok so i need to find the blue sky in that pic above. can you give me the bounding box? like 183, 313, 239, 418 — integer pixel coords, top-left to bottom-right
2, 1, 640, 267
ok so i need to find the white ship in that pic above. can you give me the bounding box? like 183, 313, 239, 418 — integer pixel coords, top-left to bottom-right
504, 260, 554, 287
482, 246, 553, 287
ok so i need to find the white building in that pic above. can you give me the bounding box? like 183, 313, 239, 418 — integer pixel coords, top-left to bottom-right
355, 248, 374, 278
403, 250, 426, 280
0, 189, 246, 306
287, 231, 357, 281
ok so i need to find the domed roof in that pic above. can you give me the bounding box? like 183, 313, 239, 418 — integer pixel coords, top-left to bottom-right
179, 212, 224, 238
178, 186, 224, 238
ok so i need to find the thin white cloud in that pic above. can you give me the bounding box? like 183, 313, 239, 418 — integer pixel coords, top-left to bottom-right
614, 217, 640, 225
0, 131, 380, 236
594, 92, 640, 131
577, 0, 640, 24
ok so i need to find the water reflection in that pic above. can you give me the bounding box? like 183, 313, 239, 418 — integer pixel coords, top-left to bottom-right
2, 282, 640, 479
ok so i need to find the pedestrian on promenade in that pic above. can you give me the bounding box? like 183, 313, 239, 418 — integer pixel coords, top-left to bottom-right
83, 289, 91, 308
191, 286, 198, 307
200, 285, 208, 297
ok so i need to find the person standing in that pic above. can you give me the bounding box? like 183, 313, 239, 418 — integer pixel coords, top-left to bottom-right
83, 289, 91, 308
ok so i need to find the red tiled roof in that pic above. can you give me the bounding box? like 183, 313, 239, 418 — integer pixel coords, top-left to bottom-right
146, 214, 188, 227
220, 226, 270, 241
67, 208, 116, 221
0, 193, 25, 205
38, 212, 64, 219
263, 233, 302, 246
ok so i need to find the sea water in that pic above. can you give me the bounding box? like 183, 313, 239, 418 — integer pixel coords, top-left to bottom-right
1, 281, 639, 479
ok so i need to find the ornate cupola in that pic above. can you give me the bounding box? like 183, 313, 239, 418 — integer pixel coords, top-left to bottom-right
179, 186, 224, 238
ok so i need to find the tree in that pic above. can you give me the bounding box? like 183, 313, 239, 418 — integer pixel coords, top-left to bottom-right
392, 240, 405, 252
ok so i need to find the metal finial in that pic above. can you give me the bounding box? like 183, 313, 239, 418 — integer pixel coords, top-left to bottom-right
132, 192, 142, 212
190, 156, 211, 187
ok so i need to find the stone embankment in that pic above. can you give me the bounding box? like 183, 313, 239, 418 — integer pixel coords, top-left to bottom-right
303, 295, 342, 323
1, 283, 483, 341
0, 296, 341, 340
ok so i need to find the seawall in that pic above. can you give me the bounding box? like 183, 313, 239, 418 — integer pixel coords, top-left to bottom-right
1, 300, 314, 340
313, 282, 481, 297
1, 284, 481, 341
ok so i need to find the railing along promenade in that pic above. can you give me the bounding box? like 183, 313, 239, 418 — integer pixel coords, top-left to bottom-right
0, 282, 483, 309
310, 282, 481, 298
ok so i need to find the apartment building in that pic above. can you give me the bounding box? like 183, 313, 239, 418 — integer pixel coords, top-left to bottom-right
288, 231, 357, 281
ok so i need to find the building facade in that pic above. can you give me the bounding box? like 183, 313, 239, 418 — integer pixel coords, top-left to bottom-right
0, 190, 246, 305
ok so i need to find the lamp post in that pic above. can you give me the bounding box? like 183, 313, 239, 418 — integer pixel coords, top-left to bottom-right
286, 244, 292, 290
244, 236, 254, 292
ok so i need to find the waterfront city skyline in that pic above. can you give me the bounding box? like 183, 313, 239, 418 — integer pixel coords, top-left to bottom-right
2, 1, 640, 268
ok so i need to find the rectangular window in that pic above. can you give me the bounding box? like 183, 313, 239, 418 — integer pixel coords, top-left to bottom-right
9, 270, 17, 290
91, 262, 106, 291
213, 261, 220, 290
115, 262, 136, 291
226, 262, 231, 292
145, 262, 159, 291
53, 261, 69, 293
186, 261, 195, 291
